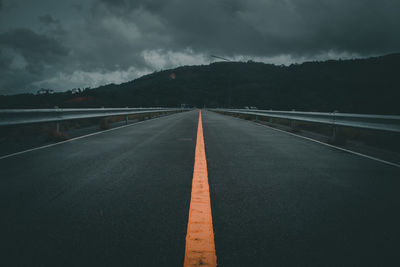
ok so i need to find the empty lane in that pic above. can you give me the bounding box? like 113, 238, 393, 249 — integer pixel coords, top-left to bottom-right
0, 110, 198, 266
203, 110, 400, 266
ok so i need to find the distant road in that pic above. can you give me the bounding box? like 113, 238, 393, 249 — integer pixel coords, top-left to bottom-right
1, 110, 399, 266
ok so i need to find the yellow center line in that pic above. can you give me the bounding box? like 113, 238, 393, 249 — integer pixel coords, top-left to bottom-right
184, 110, 217, 267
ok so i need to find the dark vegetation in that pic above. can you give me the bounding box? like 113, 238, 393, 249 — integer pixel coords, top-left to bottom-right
1, 53, 399, 114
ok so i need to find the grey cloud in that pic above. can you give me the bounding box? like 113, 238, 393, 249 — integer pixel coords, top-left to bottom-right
0, 28, 69, 93
0, 28, 68, 65
38, 14, 59, 25
99, 0, 167, 12
97, 0, 400, 56
0, 48, 45, 94
66, 3, 171, 72
0, 49, 12, 71
39, 15, 68, 37
71, 3, 83, 11
1, 0, 400, 94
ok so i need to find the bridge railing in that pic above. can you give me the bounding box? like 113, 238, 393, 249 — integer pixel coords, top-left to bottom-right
0, 107, 186, 127
210, 108, 400, 142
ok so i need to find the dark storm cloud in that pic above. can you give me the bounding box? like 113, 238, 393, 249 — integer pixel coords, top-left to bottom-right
1, 0, 399, 94
0, 28, 68, 66
0, 28, 69, 92
38, 14, 59, 25
98, 0, 400, 56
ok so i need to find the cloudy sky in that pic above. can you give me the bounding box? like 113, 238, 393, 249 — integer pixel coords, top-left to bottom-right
0, 0, 399, 94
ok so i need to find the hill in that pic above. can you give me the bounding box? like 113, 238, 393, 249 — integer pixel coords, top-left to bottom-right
1, 53, 399, 114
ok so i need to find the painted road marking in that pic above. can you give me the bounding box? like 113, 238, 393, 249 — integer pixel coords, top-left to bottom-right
184, 111, 217, 267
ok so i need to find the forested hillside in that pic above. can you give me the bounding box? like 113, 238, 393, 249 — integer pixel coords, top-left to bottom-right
1, 53, 399, 114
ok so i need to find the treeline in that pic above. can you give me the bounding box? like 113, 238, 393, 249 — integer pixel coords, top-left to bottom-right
1, 53, 399, 114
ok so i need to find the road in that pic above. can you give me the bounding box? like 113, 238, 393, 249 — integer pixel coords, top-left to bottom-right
1, 110, 399, 266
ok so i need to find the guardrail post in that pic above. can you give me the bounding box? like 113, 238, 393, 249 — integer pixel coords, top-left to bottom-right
290, 120, 295, 130
290, 109, 295, 130
332, 125, 338, 143
125, 115, 129, 125
332, 110, 338, 143
54, 106, 60, 133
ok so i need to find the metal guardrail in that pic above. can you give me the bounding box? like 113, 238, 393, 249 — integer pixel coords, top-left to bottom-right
0, 108, 186, 127
210, 109, 400, 141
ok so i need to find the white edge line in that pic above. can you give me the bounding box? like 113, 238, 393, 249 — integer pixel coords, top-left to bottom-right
0, 112, 185, 161
214, 111, 400, 169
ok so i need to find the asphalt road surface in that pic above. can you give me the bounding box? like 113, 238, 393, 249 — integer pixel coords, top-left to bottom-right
1, 110, 400, 266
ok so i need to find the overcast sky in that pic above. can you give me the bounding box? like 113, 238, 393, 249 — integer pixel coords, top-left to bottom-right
0, 0, 399, 94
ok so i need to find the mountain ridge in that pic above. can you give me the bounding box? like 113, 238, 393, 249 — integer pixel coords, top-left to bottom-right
1, 53, 399, 114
